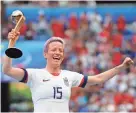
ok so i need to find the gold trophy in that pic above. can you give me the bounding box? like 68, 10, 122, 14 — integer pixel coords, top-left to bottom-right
5, 10, 25, 58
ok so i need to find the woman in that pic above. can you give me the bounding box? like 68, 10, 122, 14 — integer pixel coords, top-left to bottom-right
2, 29, 134, 112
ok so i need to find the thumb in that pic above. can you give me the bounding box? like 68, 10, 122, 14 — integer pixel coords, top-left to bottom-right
11, 29, 15, 32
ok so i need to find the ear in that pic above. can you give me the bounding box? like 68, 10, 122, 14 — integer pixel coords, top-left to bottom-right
43, 52, 47, 59
62, 52, 65, 60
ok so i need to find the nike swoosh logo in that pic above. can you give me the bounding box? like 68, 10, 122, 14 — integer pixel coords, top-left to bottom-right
43, 79, 50, 82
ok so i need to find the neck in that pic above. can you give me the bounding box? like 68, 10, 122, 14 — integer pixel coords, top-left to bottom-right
45, 65, 61, 73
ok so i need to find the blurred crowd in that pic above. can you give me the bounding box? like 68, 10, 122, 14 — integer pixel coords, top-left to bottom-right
63, 11, 136, 112
2, 1, 136, 112
3, 1, 96, 7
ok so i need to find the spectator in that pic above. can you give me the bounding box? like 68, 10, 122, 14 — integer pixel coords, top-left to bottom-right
68, 13, 78, 31
36, 10, 50, 37
19, 22, 27, 36
129, 20, 136, 33
98, 26, 111, 43
25, 22, 36, 40
112, 51, 123, 66
103, 13, 113, 32
87, 11, 102, 33
51, 18, 65, 38
117, 15, 126, 32
132, 33, 136, 44
112, 31, 123, 48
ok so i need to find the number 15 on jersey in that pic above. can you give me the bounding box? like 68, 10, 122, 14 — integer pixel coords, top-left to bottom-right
53, 87, 62, 99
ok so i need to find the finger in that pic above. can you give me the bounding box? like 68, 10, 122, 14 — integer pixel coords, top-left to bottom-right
10, 31, 18, 36
17, 32, 20, 35
131, 60, 134, 64
11, 29, 18, 35
126, 57, 131, 61
8, 34, 13, 39
11, 29, 15, 32
13, 31, 20, 36
8, 34, 16, 39
128, 60, 134, 66
9, 33, 14, 37
16, 32, 20, 36
15, 33, 19, 37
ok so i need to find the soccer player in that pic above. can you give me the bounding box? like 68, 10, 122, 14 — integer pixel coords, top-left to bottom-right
2, 29, 134, 112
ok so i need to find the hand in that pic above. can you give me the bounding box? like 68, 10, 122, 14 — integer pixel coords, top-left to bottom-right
121, 57, 134, 69
8, 29, 20, 41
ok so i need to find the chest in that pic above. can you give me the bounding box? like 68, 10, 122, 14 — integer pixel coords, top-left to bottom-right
31, 75, 72, 102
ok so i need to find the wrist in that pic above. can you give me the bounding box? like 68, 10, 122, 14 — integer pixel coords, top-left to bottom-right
116, 64, 125, 71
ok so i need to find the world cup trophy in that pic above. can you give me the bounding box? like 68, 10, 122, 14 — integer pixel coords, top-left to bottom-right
5, 10, 26, 58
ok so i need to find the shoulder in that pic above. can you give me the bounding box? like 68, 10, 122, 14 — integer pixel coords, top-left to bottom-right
25, 68, 50, 81
26, 68, 45, 72
61, 70, 83, 77
26, 68, 48, 75
61, 70, 75, 75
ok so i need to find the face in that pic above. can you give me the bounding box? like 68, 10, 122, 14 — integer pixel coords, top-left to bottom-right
44, 41, 64, 67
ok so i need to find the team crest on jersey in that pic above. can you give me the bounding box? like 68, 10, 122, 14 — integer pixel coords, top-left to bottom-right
63, 77, 69, 87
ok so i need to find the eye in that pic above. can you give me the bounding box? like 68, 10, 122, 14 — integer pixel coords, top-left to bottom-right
59, 49, 63, 53
51, 48, 56, 52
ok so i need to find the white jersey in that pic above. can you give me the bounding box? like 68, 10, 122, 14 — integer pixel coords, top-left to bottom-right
20, 68, 88, 112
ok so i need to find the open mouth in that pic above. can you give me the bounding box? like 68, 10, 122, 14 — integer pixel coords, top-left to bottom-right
53, 57, 61, 61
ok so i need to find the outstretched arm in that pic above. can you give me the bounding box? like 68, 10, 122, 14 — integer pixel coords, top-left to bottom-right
87, 57, 134, 85
2, 29, 25, 81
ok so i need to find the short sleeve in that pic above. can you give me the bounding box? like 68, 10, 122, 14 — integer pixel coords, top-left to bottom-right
19, 68, 36, 87
72, 72, 88, 88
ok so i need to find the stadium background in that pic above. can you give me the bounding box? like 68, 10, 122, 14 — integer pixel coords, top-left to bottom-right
1, 0, 136, 112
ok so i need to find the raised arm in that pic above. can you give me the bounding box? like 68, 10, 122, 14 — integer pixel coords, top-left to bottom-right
2, 29, 25, 81
87, 57, 134, 85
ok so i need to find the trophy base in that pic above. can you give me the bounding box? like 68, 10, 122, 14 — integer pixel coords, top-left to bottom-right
5, 48, 22, 58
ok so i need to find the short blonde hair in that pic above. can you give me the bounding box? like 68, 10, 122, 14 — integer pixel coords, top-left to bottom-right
44, 37, 65, 52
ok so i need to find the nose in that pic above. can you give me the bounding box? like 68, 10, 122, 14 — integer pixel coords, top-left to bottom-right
55, 49, 60, 54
